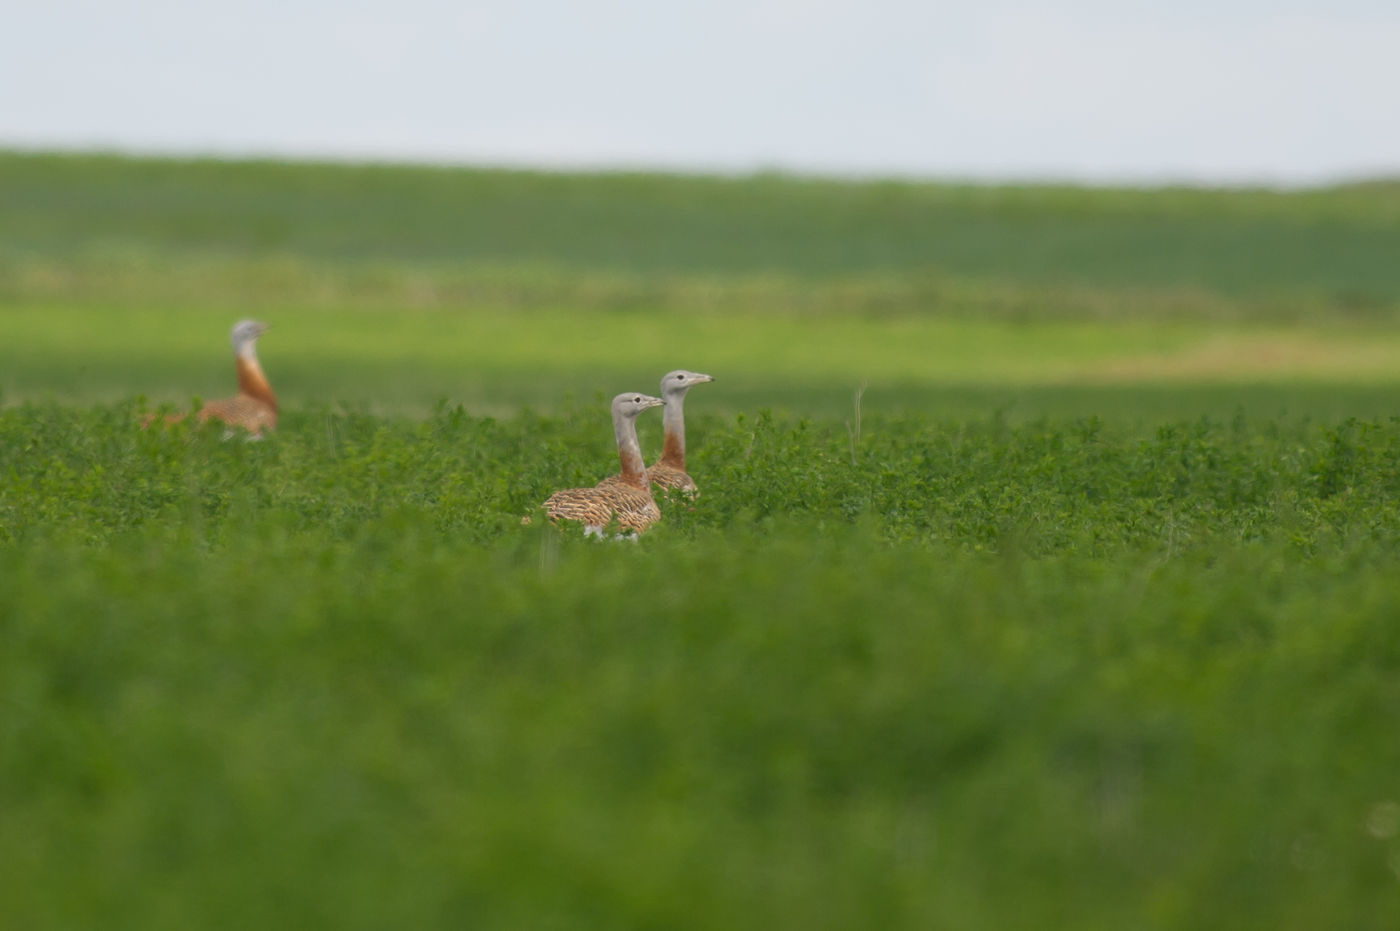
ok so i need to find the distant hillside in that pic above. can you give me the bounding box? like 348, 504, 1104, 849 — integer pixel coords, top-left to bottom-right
2, 150, 1398, 314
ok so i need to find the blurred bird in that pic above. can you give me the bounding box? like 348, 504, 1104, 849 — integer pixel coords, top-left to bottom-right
143, 319, 277, 437
538, 392, 665, 536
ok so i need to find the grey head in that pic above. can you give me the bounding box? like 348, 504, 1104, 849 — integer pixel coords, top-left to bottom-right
230, 319, 270, 355
612, 392, 665, 418
659, 370, 715, 399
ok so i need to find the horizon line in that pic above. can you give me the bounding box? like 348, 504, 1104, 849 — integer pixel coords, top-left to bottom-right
4, 139, 1396, 193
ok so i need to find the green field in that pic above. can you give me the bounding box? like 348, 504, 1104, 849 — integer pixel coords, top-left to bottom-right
3, 152, 1400, 928
4, 152, 1400, 418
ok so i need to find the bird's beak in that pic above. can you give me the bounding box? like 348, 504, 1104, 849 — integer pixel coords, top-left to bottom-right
698, 373, 715, 383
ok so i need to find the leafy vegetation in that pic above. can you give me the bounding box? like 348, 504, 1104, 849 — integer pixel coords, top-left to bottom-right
3, 151, 1400, 927
3, 403, 1400, 929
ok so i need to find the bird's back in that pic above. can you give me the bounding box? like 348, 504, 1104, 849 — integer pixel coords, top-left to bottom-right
645, 463, 697, 493
198, 394, 277, 435
544, 481, 659, 532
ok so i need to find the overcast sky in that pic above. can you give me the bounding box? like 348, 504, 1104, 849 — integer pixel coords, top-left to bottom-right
4, 0, 1398, 184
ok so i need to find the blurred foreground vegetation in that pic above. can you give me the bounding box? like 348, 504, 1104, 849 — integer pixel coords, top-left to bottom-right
3, 152, 1400, 927
4, 403, 1400, 929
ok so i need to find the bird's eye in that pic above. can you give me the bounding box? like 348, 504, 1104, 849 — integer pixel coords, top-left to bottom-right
675, 374, 684, 380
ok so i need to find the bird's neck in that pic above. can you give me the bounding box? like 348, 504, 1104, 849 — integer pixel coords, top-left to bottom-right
235, 352, 277, 412
613, 409, 648, 488
657, 394, 686, 469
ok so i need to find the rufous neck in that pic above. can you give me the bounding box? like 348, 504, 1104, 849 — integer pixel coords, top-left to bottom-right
613, 408, 647, 486
659, 394, 686, 468
235, 354, 277, 412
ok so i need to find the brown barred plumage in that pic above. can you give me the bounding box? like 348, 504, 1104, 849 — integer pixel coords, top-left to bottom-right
540, 392, 665, 536
645, 462, 697, 493
541, 478, 661, 534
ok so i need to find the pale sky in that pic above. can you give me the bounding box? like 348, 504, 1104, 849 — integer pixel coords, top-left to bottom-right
4, 0, 1398, 184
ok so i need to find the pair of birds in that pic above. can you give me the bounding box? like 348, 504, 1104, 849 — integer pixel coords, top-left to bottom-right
156, 319, 713, 536
540, 369, 715, 536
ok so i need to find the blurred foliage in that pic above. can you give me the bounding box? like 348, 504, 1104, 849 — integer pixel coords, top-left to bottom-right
8, 300, 1400, 419
1, 150, 1398, 317
4, 150, 1400, 419
4, 151, 1400, 928
2, 404, 1400, 928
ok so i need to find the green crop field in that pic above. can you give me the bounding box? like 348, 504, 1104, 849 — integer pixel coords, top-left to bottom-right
3, 152, 1400, 929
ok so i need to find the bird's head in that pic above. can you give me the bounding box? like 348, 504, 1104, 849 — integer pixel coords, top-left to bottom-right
613, 392, 665, 418
230, 319, 270, 356
659, 370, 715, 399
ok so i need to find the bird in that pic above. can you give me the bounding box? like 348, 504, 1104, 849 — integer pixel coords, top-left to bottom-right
143, 319, 277, 437
645, 369, 714, 493
539, 392, 666, 536
599, 369, 714, 495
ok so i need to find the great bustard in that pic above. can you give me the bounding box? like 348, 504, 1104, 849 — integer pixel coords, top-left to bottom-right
599, 369, 714, 495
646, 369, 714, 492
539, 392, 666, 536
144, 319, 277, 437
